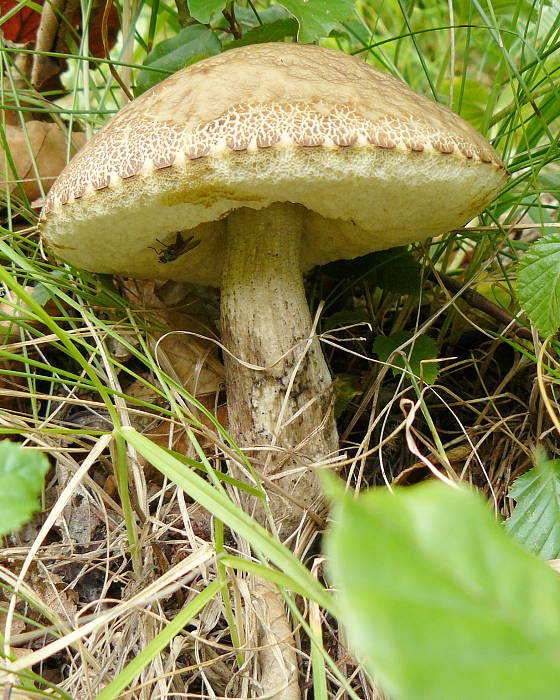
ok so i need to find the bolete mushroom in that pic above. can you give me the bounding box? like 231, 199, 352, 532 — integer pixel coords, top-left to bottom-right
40, 43, 509, 534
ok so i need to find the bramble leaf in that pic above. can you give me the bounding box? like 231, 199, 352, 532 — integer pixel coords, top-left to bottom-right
517, 233, 560, 336
225, 18, 298, 49
506, 452, 560, 559
325, 481, 560, 700
277, 0, 356, 43
188, 0, 226, 24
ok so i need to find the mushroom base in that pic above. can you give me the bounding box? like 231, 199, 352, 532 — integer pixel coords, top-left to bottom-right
221, 202, 338, 537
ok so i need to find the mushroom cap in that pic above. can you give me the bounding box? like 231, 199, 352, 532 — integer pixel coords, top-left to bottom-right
40, 43, 509, 286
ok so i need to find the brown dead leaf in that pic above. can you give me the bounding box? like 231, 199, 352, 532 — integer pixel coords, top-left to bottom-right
140, 420, 191, 485
29, 566, 78, 622
0, 608, 26, 638
56, 461, 98, 545
138, 396, 228, 484
1, 121, 86, 202
121, 279, 224, 397
0, 0, 40, 43
1, 0, 120, 91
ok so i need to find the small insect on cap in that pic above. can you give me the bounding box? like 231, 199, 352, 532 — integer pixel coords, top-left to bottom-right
40, 43, 509, 285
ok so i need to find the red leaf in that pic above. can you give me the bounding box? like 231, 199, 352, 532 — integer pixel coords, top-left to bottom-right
0, 0, 41, 44
88, 3, 119, 59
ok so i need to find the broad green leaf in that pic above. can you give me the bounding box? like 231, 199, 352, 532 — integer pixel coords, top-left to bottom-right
374, 330, 439, 384
506, 455, 560, 559
0, 441, 49, 535
278, 0, 356, 43
135, 25, 221, 95
225, 17, 298, 49
444, 77, 492, 130
517, 233, 560, 335
187, 0, 225, 24
538, 168, 560, 196
333, 372, 362, 417
230, 5, 291, 28
31, 282, 52, 306
325, 481, 560, 700
321, 247, 422, 295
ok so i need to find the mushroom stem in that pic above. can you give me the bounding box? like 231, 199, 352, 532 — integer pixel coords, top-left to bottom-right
221, 202, 338, 534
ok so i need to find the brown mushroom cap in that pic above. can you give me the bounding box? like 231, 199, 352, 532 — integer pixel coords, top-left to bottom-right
40, 43, 509, 284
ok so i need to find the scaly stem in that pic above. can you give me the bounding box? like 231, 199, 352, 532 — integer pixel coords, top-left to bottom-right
221, 202, 338, 536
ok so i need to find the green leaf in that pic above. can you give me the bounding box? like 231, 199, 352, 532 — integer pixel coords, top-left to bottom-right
538, 168, 560, 196
135, 25, 221, 95
333, 372, 362, 418
227, 5, 291, 29
321, 247, 422, 295
506, 453, 560, 559
374, 330, 439, 384
325, 481, 560, 700
277, 0, 357, 43
0, 441, 49, 535
31, 282, 52, 306
443, 77, 492, 130
517, 233, 560, 336
187, 0, 226, 24
225, 17, 298, 49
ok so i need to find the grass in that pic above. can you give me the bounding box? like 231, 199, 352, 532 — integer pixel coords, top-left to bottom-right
0, 0, 559, 697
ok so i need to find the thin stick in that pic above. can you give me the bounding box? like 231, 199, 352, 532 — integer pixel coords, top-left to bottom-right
431, 271, 533, 341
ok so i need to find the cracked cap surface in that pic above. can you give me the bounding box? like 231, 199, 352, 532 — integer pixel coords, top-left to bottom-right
41, 42, 509, 285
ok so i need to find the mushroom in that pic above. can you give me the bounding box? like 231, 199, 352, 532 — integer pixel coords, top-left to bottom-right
40, 43, 509, 535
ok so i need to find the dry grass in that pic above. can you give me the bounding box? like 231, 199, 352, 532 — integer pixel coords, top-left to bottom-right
1, 0, 559, 696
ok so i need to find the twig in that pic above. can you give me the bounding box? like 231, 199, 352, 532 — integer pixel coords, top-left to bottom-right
174, 0, 192, 28
222, 2, 242, 39
102, 0, 134, 101
450, 222, 560, 233
430, 271, 533, 341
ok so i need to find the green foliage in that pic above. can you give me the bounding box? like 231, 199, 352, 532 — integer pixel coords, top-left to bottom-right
188, 0, 227, 24
446, 77, 493, 130
135, 1, 361, 94
517, 233, 560, 336
321, 247, 422, 296
277, 0, 357, 42
325, 480, 560, 700
333, 372, 363, 417
374, 330, 439, 384
0, 441, 49, 535
506, 450, 560, 559
135, 25, 221, 95
225, 17, 298, 48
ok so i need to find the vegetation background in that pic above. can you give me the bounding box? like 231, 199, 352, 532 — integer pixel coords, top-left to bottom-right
0, 0, 559, 698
